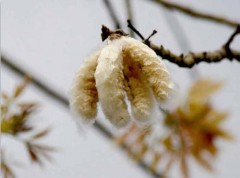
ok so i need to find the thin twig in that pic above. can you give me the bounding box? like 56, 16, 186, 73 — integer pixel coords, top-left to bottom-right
102, 0, 121, 29
152, 0, 240, 28
224, 25, 240, 48
127, 19, 145, 40
127, 20, 240, 68
1, 55, 163, 178
145, 30, 158, 45
223, 25, 240, 60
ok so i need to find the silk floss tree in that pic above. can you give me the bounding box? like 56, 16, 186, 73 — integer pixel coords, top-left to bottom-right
70, 26, 175, 128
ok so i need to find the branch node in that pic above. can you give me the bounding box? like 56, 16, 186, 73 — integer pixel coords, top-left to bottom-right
223, 25, 240, 60
101, 25, 128, 41
145, 30, 158, 45
224, 25, 240, 48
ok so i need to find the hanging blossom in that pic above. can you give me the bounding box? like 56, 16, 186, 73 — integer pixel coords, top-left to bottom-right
70, 27, 174, 128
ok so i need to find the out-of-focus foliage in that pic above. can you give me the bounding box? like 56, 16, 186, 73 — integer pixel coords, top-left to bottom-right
1, 150, 15, 178
116, 79, 232, 178
1, 78, 55, 178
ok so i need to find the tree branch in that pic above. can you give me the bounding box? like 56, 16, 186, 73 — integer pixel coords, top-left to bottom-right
152, 0, 240, 28
127, 20, 240, 68
150, 43, 240, 68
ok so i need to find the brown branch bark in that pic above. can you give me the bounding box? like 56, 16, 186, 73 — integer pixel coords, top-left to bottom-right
150, 43, 240, 68
127, 20, 240, 68
152, 0, 240, 28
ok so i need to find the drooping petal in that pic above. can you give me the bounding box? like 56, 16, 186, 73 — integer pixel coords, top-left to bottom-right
123, 56, 154, 124
95, 40, 130, 127
70, 50, 99, 123
122, 36, 173, 102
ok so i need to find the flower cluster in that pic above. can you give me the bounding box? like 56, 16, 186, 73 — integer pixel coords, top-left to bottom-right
70, 34, 173, 127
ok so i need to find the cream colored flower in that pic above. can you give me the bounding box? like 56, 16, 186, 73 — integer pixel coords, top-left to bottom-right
121, 37, 173, 101
95, 41, 130, 127
123, 52, 154, 124
70, 51, 99, 123
70, 34, 173, 128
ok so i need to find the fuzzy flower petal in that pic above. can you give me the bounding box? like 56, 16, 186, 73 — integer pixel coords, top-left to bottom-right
70, 51, 99, 123
121, 37, 173, 102
123, 56, 154, 124
95, 40, 130, 127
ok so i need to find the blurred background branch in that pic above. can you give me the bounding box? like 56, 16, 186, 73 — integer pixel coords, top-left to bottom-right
1, 55, 163, 178
125, 0, 135, 37
1, 55, 113, 139
102, 0, 121, 29
152, 0, 240, 27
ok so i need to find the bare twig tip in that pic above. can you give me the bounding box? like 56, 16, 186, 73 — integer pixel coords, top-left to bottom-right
146, 30, 158, 42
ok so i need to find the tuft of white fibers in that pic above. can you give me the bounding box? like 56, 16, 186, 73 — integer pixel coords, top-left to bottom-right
70, 50, 100, 124
121, 36, 174, 102
123, 53, 154, 125
95, 39, 130, 128
70, 35, 175, 128
159, 81, 180, 112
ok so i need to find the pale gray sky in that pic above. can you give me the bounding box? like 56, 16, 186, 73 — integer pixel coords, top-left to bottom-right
1, 0, 240, 178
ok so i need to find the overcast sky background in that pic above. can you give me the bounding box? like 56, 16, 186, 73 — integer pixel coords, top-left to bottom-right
1, 0, 240, 178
